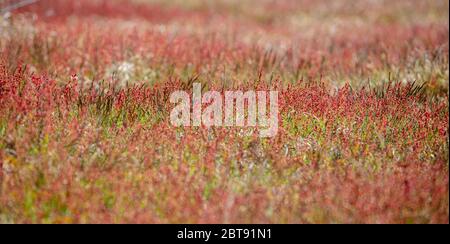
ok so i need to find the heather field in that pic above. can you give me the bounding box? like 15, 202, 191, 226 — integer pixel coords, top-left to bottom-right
0, 0, 449, 224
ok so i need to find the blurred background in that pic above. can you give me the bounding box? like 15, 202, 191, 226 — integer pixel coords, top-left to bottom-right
1, 0, 448, 93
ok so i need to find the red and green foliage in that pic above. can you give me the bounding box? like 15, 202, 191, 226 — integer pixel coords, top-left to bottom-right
0, 0, 448, 223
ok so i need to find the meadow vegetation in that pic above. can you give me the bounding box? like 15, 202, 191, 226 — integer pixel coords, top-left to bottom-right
0, 0, 448, 223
